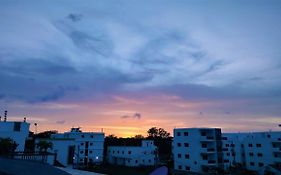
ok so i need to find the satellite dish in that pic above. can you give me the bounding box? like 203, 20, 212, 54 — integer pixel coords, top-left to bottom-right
149, 166, 168, 175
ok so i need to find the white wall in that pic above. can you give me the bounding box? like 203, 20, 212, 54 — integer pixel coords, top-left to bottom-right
0, 121, 30, 151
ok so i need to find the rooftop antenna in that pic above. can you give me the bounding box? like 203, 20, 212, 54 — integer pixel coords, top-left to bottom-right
34, 123, 38, 134
0, 116, 1, 122
4, 110, 7, 122
23, 117, 26, 122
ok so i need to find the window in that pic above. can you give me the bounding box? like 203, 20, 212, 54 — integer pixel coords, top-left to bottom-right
225, 144, 229, 147
80, 159, 83, 162
267, 134, 271, 138
185, 154, 189, 159
89, 151, 93, 154
81, 135, 85, 138
90, 143, 93, 146
224, 160, 229, 163
201, 131, 206, 136
184, 132, 188, 136
227, 153, 230, 156
177, 132, 181, 136
201, 143, 207, 148
178, 154, 182, 158
231, 144, 235, 147
80, 151, 84, 154
91, 135, 93, 138
128, 151, 131, 154
222, 137, 227, 140
248, 144, 253, 147
177, 143, 182, 147
81, 143, 84, 146
232, 153, 236, 156
135, 160, 138, 163
257, 153, 263, 157
178, 165, 182, 170
258, 163, 264, 167
13, 122, 21, 131
185, 166, 190, 171
117, 151, 119, 154
202, 155, 208, 160
142, 160, 144, 163
256, 144, 262, 148
148, 159, 151, 163
250, 162, 255, 166
241, 144, 244, 148
184, 143, 189, 147
122, 151, 124, 154
249, 152, 254, 156
113, 151, 115, 154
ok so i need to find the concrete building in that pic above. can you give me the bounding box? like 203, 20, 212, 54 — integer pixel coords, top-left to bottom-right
0, 115, 30, 152
38, 128, 105, 167
173, 128, 223, 173
173, 128, 281, 174
107, 140, 157, 167
222, 131, 281, 174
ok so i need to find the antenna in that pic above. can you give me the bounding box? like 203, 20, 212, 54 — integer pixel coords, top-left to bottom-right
34, 123, 38, 134
23, 117, 26, 122
0, 116, 1, 122
4, 110, 7, 122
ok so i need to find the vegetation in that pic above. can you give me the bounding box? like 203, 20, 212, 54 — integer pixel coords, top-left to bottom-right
36, 140, 53, 153
0, 138, 18, 155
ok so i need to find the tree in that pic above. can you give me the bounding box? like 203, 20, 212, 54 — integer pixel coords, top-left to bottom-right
36, 140, 53, 153
0, 138, 18, 155
133, 134, 144, 139
35, 130, 58, 139
147, 127, 170, 138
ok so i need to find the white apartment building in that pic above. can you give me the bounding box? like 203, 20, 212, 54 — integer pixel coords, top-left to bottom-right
173, 128, 281, 174
222, 131, 281, 174
173, 128, 223, 173
107, 140, 157, 167
0, 118, 30, 152
38, 127, 105, 167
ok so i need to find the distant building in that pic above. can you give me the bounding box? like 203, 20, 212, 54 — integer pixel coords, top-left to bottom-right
107, 140, 157, 167
37, 127, 104, 167
0, 118, 30, 152
222, 131, 281, 174
173, 128, 223, 173
173, 128, 281, 174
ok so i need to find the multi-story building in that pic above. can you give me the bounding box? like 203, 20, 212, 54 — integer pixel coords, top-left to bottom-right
38, 127, 105, 167
173, 128, 281, 174
173, 128, 223, 173
0, 117, 30, 152
107, 140, 157, 167
222, 131, 281, 174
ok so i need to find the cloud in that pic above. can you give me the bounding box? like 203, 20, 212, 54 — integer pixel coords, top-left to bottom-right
121, 112, 142, 120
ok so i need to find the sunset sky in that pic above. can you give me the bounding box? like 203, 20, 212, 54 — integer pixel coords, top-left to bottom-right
1, 0, 281, 137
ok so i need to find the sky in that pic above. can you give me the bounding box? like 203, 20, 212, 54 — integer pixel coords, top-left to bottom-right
0, 0, 281, 137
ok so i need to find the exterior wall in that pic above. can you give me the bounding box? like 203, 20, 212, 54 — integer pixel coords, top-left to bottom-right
50, 131, 105, 166
173, 128, 223, 173
0, 121, 30, 151
107, 140, 157, 167
222, 132, 281, 174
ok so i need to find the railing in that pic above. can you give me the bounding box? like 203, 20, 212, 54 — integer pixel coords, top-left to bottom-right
7, 152, 56, 164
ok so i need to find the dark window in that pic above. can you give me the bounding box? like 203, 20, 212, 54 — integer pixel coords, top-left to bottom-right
80, 159, 83, 161
135, 160, 138, 163
128, 151, 131, 154
202, 154, 208, 160
81, 135, 85, 138
194, 161, 197, 164
13, 122, 21, 132
227, 153, 230, 156
185, 154, 189, 159
185, 166, 190, 171
231, 144, 235, 147
113, 151, 115, 154
178, 165, 182, 170
241, 144, 244, 148
201, 143, 207, 148
225, 144, 229, 147
81, 143, 84, 146
148, 159, 151, 162
201, 131, 206, 136
222, 137, 227, 140
267, 134, 271, 138
184, 132, 188, 136
90, 135, 93, 138
122, 151, 124, 154
178, 154, 182, 158
177, 132, 181, 136
258, 163, 264, 167
249, 152, 254, 156
184, 143, 189, 147
257, 153, 263, 157
250, 162, 255, 166
142, 160, 144, 163
248, 144, 253, 147
80, 151, 84, 154
177, 143, 182, 147
232, 153, 236, 156
117, 151, 119, 154
128, 160, 130, 163
89, 151, 93, 154
224, 160, 229, 163
90, 143, 93, 146
256, 144, 262, 148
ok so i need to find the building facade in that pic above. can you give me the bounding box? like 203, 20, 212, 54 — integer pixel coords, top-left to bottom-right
173, 128, 281, 174
38, 128, 105, 167
0, 119, 30, 152
107, 140, 157, 167
173, 128, 223, 173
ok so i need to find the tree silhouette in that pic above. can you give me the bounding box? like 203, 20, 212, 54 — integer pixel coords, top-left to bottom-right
36, 140, 53, 153
0, 138, 18, 155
